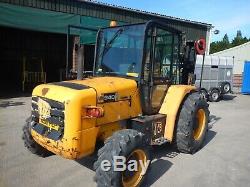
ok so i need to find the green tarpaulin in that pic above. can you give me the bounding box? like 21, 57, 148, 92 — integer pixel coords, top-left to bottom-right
0, 2, 80, 34
0, 2, 126, 44
80, 16, 111, 44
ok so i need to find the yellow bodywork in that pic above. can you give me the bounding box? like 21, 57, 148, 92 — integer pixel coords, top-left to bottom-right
159, 85, 196, 141
31, 77, 141, 159
31, 76, 195, 159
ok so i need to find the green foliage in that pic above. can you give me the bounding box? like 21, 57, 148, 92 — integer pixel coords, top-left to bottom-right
222, 34, 229, 44
231, 30, 249, 47
210, 31, 250, 54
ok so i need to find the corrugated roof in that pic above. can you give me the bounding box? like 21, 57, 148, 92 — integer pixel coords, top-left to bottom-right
79, 0, 212, 28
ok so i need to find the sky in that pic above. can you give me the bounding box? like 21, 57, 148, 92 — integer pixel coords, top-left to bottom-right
98, 0, 250, 42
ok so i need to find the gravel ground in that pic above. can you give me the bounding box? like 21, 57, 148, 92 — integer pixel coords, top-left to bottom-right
0, 94, 250, 187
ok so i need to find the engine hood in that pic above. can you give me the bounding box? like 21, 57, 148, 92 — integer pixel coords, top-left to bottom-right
32, 76, 138, 103
70, 77, 138, 99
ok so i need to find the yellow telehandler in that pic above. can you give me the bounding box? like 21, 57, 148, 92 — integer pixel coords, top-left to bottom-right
23, 20, 209, 187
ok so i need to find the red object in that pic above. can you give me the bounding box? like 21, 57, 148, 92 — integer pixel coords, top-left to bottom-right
195, 39, 206, 55
86, 107, 104, 118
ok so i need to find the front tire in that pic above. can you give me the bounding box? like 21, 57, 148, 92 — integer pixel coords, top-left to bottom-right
22, 117, 52, 157
175, 92, 209, 154
94, 129, 151, 187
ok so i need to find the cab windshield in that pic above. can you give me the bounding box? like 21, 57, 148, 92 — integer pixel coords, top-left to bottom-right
94, 24, 145, 78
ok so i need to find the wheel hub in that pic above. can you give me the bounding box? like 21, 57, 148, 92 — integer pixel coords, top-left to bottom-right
212, 92, 218, 100
201, 92, 206, 99
224, 84, 230, 92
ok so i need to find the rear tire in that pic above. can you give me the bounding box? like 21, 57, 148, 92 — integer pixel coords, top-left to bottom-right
22, 117, 52, 157
175, 92, 209, 154
94, 129, 151, 187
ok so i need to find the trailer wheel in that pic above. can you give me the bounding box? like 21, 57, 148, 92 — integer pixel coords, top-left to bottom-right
220, 82, 231, 94
94, 129, 151, 187
175, 92, 209, 153
22, 117, 52, 157
200, 89, 208, 101
209, 89, 220, 102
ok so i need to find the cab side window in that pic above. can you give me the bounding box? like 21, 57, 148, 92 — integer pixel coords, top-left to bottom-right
153, 28, 173, 80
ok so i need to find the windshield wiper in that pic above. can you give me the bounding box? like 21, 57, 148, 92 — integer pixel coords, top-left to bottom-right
98, 28, 124, 62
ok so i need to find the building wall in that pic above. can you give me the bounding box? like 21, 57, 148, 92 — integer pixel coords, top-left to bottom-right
212, 42, 250, 74
0, 0, 210, 43
0, 0, 212, 90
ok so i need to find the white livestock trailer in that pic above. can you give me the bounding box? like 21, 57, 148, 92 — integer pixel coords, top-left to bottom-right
195, 55, 234, 102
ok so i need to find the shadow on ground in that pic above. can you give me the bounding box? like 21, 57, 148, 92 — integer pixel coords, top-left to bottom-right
76, 143, 103, 171
201, 114, 220, 148
209, 114, 221, 129
0, 101, 25, 108
0, 92, 31, 99
76, 153, 98, 171
203, 130, 217, 148
144, 158, 172, 186
76, 114, 220, 185
222, 94, 236, 101
143, 144, 176, 186
76, 143, 175, 186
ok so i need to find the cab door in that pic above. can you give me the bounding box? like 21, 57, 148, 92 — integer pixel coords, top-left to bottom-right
140, 24, 181, 114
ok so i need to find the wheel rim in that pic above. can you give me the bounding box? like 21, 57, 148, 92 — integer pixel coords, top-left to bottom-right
201, 91, 206, 99
224, 84, 230, 92
212, 92, 218, 100
193, 109, 206, 140
122, 149, 147, 187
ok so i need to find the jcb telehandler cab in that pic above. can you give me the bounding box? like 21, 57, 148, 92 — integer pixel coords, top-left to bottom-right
23, 20, 209, 187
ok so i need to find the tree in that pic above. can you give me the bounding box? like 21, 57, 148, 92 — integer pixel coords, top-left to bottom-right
231, 30, 249, 47
222, 34, 230, 43
221, 34, 231, 49
210, 30, 250, 54
209, 34, 231, 54
210, 41, 220, 54
236, 30, 242, 39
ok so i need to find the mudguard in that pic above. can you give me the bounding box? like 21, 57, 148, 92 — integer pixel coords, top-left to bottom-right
159, 85, 196, 141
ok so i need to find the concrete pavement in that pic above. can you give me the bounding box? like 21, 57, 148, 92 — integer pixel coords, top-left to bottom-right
1, 94, 250, 187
